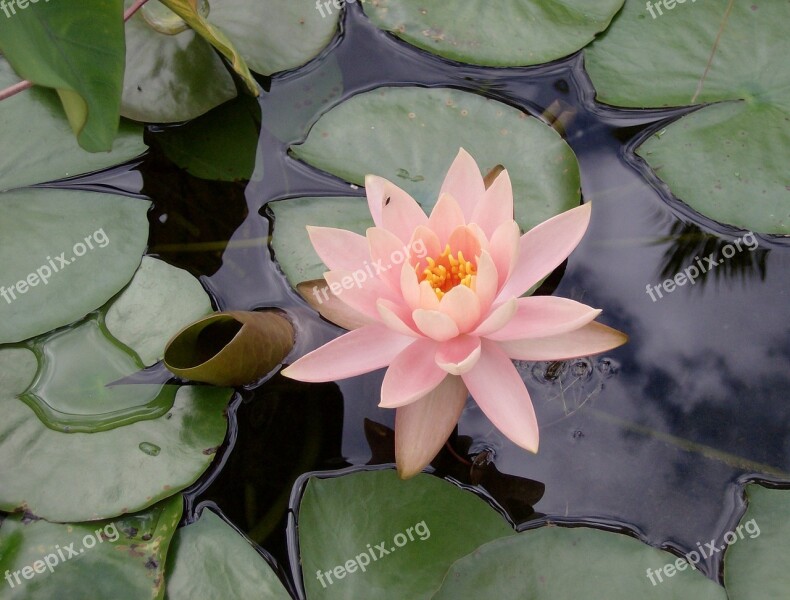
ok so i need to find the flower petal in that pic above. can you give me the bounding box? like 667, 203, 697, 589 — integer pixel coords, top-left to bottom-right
306, 226, 370, 273
486, 296, 601, 341
473, 297, 518, 337
377, 299, 420, 337
438, 285, 480, 333
498, 322, 628, 361
408, 225, 442, 272
395, 375, 468, 479
367, 227, 409, 292
418, 280, 441, 311
497, 202, 592, 301
474, 251, 498, 315
471, 169, 514, 238
462, 340, 539, 452
435, 335, 482, 375
447, 226, 483, 264
428, 193, 466, 245
297, 280, 377, 330
366, 179, 428, 244
413, 309, 460, 341
400, 262, 421, 311
324, 270, 397, 320
281, 325, 413, 382
489, 221, 520, 289
380, 338, 445, 408
439, 148, 486, 221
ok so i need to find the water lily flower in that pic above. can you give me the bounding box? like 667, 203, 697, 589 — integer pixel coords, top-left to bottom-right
282, 149, 627, 478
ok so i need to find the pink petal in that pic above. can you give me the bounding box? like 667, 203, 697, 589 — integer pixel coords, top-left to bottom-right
377, 299, 419, 337
438, 285, 480, 333
497, 203, 592, 301
439, 148, 485, 221
489, 221, 520, 289
435, 335, 481, 375
395, 375, 468, 479
428, 193, 466, 245
380, 338, 445, 408
297, 280, 377, 330
474, 251, 498, 315
307, 226, 370, 272
413, 309, 460, 342
364, 175, 388, 227
498, 321, 628, 361
375, 180, 428, 244
471, 169, 514, 238
400, 262, 421, 311
473, 297, 518, 337
367, 227, 408, 292
468, 223, 490, 250
418, 280, 441, 310
282, 325, 413, 382
462, 340, 539, 452
486, 296, 601, 341
324, 270, 397, 321
408, 225, 442, 272
447, 226, 483, 263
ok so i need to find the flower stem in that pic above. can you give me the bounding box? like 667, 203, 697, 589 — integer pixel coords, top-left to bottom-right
0, 0, 150, 102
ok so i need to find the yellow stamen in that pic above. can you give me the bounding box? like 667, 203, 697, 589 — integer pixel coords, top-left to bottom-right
417, 244, 477, 299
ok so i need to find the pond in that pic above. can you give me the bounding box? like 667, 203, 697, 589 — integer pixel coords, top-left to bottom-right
0, 1, 788, 599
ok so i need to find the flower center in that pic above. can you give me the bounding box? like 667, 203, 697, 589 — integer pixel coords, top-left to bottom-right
418, 244, 477, 300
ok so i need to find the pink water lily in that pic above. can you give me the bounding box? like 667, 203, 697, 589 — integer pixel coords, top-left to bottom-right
282, 149, 627, 478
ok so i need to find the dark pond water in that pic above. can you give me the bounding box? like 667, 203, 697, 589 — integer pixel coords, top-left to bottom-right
76, 4, 790, 590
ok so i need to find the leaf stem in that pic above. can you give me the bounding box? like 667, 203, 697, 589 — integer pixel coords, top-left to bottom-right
0, 0, 150, 101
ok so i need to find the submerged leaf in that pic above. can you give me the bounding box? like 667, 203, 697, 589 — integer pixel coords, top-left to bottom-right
164, 311, 295, 386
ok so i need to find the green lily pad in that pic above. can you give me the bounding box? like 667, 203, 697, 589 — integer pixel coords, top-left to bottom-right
105, 257, 214, 366
0, 494, 182, 600
153, 94, 262, 182
165, 507, 291, 600
0, 0, 125, 152
289, 86, 580, 228
432, 526, 727, 599
0, 345, 232, 522
270, 196, 373, 287
0, 189, 150, 344
20, 316, 178, 433
296, 469, 514, 599
724, 484, 789, 599
206, 0, 341, 76
0, 58, 147, 193
164, 310, 294, 386
363, 0, 625, 66
585, 0, 790, 233
121, 0, 237, 123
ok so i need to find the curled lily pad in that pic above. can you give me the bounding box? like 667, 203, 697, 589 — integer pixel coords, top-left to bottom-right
432, 526, 727, 599
0, 0, 125, 152
585, 0, 790, 233
164, 311, 295, 386
363, 0, 625, 66
295, 469, 514, 599
289, 87, 580, 229
166, 506, 291, 599
724, 484, 790, 599
0, 494, 182, 600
